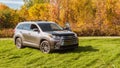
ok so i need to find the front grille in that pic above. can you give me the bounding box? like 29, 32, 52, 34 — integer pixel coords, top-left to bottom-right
60, 44, 78, 49
54, 35, 78, 49
61, 39, 77, 45
60, 35, 77, 46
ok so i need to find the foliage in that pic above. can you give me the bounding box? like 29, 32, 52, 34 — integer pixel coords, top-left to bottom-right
0, 38, 120, 67
0, 3, 9, 10
0, 9, 24, 28
0, 29, 13, 38
28, 3, 50, 20
0, 3, 25, 29
23, 0, 46, 8
1, 0, 120, 36
17, 6, 29, 21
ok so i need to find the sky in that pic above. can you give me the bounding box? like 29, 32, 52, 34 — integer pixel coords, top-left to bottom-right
0, 0, 24, 9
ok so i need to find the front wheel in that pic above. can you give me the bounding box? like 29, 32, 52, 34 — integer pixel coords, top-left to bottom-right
40, 41, 52, 53
15, 38, 23, 49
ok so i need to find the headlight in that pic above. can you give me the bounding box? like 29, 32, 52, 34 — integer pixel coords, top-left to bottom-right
48, 34, 61, 39
53, 35, 61, 39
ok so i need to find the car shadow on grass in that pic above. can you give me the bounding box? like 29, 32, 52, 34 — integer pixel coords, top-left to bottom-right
53, 45, 99, 54
24, 45, 99, 54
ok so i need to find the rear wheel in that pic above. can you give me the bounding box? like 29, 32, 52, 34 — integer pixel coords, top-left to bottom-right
15, 38, 23, 49
40, 41, 52, 53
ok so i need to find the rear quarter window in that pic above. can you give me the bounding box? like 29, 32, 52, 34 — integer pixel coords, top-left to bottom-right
16, 23, 30, 31
17, 24, 23, 29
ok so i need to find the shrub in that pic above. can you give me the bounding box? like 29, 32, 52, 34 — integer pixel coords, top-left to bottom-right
72, 23, 120, 36
0, 29, 14, 38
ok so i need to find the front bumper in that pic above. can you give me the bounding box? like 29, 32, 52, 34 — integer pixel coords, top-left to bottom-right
50, 37, 79, 50
58, 44, 78, 50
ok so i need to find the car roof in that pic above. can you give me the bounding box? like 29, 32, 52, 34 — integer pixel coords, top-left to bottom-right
19, 21, 55, 25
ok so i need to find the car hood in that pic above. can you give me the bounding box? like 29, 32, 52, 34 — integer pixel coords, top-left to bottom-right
45, 30, 75, 36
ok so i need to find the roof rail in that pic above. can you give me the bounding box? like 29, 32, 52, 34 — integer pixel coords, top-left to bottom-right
23, 20, 49, 21
24, 20, 41, 21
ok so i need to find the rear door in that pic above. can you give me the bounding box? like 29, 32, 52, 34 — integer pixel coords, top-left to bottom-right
22, 23, 31, 42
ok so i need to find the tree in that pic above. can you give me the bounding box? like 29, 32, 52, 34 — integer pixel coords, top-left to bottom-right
23, 0, 46, 8
0, 3, 9, 10
28, 3, 50, 20
17, 6, 29, 20
0, 9, 23, 28
0, 3, 24, 29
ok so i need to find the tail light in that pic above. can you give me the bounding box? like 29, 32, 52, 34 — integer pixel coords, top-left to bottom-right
13, 29, 15, 33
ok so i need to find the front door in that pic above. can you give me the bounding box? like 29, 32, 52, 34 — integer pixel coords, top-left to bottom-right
29, 24, 40, 47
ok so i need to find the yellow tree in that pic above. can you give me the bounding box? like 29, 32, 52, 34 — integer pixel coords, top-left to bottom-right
17, 6, 29, 20
28, 3, 50, 20
0, 3, 9, 10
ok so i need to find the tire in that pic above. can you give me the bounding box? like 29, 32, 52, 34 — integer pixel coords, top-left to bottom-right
40, 40, 52, 53
15, 38, 23, 49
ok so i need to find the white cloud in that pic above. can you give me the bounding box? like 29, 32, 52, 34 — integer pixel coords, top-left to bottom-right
0, 1, 24, 4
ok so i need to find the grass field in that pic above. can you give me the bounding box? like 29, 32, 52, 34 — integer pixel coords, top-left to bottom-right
0, 37, 120, 68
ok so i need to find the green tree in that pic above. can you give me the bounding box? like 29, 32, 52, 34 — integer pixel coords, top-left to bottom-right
0, 9, 24, 29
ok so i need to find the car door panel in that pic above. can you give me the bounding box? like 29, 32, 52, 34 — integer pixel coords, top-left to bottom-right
21, 23, 31, 43
28, 24, 41, 47
29, 31, 40, 46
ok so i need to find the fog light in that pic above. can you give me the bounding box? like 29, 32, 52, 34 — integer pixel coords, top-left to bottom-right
54, 41, 61, 49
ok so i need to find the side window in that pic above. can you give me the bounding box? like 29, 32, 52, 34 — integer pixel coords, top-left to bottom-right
17, 24, 23, 29
30, 24, 39, 31
23, 24, 30, 31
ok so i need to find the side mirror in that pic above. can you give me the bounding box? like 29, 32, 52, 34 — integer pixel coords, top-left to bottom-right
33, 28, 39, 32
64, 22, 71, 31
63, 27, 71, 31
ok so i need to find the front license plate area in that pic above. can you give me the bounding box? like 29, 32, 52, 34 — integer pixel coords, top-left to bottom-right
62, 40, 73, 45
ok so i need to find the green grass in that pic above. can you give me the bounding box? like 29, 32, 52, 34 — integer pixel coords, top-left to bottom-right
0, 38, 120, 68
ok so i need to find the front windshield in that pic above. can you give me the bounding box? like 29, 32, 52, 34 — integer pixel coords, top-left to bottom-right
38, 23, 63, 32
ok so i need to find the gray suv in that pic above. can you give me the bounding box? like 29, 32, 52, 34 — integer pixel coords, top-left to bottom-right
13, 21, 78, 53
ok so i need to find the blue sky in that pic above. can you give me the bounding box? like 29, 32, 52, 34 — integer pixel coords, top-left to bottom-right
0, 0, 24, 9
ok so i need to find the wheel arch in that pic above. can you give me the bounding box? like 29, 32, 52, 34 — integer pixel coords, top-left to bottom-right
40, 39, 47, 44
39, 38, 54, 50
15, 36, 22, 44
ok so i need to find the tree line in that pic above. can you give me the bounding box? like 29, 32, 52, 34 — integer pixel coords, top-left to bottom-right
0, 0, 120, 36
